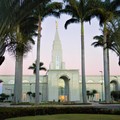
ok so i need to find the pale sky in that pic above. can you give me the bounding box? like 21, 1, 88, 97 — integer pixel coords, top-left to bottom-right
0, 14, 120, 76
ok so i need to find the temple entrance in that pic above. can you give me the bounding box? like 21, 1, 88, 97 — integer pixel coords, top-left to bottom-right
58, 76, 69, 102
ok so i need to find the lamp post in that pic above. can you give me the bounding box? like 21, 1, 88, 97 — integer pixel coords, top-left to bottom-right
100, 71, 103, 101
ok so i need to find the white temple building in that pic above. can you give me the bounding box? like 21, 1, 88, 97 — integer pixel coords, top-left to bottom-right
0, 23, 120, 102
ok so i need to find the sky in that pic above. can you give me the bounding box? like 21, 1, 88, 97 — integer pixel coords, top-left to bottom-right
0, 11, 120, 76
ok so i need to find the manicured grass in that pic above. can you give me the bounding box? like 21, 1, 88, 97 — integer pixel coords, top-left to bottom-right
6, 114, 120, 120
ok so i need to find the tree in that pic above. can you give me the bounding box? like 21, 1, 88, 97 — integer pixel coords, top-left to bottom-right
106, 18, 120, 66
0, 0, 46, 65
4, 0, 45, 104
91, 89, 98, 100
89, 0, 120, 103
0, 93, 9, 102
0, 0, 49, 103
111, 91, 120, 101
92, 17, 120, 68
7, 15, 38, 103
28, 61, 46, 74
61, 0, 95, 103
27, 91, 32, 102
86, 90, 91, 100
33, 0, 62, 104
0, 41, 6, 66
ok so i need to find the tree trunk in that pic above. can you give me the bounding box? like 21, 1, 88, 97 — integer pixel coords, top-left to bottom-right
35, 15, 41, 104
81, 21, 87, 103
103, 24, 110, 103
14, 52, 23, 103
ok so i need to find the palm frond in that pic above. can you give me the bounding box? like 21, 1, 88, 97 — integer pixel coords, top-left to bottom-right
65, 18, 79, 29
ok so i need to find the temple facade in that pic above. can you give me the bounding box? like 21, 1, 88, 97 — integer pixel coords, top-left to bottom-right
0, 23, 120, 102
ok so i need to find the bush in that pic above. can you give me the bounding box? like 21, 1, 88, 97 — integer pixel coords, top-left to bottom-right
111, 91, 120, 101
0, 106, 120, 120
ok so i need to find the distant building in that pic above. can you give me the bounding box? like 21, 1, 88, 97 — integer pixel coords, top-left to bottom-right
0, 23, 120, 102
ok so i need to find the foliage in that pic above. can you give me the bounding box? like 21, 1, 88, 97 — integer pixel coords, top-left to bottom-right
32, 92, 41, 98
61, 0, 97, 103
0, 93, 9, 102
0, 106, 120, 120
0, 0, 47, 64
28, 61, 46, 74
86, 89, 98, 101
111, 91, 120, 101
27, 92, 32, 96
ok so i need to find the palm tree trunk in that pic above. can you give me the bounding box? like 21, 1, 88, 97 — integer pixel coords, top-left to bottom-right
14, 25, 23, 103
107, 48, 110, 90
103, 24, 110, 103
81, 21, 87, 103
14, 52, 23, 103
35, 15, 41, 104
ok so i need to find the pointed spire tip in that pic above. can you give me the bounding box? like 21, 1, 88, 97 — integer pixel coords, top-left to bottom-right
56, 21, 58, 29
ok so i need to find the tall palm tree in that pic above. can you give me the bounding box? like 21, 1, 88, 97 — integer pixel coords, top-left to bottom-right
92, 33, 110, 91
106, 18, 120, 66
0, 0, 48, 103
3, 0, 50, 104
33, 1, 62, 104
7, 15, 38, 103
28, 61, 46, 74
4, 0, 43, 103
61, 0, 95, 103
89, 0, 120, 103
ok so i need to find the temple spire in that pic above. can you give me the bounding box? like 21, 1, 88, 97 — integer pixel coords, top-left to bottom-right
56, 21, 58, 29
49, 21, 65, 69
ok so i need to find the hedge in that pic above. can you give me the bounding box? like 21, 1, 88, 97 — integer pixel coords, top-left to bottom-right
0, 106, 120, 120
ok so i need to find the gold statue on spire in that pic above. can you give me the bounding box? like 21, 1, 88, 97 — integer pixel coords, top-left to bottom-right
56, 21, 58, 29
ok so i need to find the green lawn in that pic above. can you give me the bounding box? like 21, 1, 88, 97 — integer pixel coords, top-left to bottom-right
6, 114, 120, 120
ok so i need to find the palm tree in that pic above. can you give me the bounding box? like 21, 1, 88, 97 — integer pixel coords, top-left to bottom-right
106, 18, 120, 66
28, 61, 46, 74
61, 0, 95, 103
0, 0, 48, 103
86, 90, 91, 100
7, 15, 38, 103
0, 0, 46, 57
92, 33, 110, 91
91, 89, 98, 101
5, 0, 44, 103
33, 1, 62, 104
89, 0, 120, 103
27, 91, 32, 102
0, 40, 6, 66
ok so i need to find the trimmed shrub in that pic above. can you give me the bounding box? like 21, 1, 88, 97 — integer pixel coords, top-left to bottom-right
0, 106, 120, 120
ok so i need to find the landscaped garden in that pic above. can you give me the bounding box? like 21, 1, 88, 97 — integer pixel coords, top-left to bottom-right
6, 114, 120, 120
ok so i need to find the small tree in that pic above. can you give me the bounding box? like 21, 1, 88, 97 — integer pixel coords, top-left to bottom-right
111, 91, 120, 101
28, 61, 46, 74
0, 93, 9, 102
91, 89, 98, 101
87, 89, 98, 101
27, 91, 32, 102
86, 90, 91, 100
